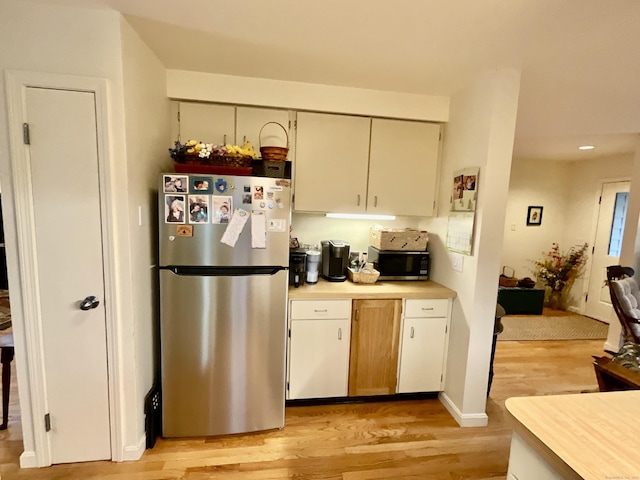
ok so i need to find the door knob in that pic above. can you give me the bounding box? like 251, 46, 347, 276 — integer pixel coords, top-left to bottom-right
79, 296, 100, 311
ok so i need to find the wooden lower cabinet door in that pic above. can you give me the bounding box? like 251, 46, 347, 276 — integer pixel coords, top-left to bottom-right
349, 299, 401, 396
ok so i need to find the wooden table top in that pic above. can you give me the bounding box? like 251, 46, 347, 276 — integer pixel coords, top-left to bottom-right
506, 391, 640, 479
288, 277, 457, 300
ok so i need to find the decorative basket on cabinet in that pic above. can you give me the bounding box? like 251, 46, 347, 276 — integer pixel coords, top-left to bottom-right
259, 122, 289, 161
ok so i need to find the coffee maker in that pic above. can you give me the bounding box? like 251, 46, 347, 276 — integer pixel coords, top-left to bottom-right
321, 240, 350, 282
289, 250, 306, 288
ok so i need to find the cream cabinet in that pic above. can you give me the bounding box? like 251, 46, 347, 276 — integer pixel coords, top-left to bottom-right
294, 112, 371, 213
175, 102, 290, 148
236, 106, 290, 150
368, 119, 441, 217
177, 102, 235, 145
294, 112, 442, 216
396, 298, 450, 393
287, 299, 352, 400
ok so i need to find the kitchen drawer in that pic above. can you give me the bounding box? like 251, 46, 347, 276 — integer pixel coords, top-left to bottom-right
404, 299, 449, 318
290, 299, 352, 320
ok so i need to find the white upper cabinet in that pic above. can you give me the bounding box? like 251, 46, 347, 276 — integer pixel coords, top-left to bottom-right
178, 102, 235, 145
368, 119, 441, 217
236, 106, 290, 152
294, 112, 442, 216
294, 112, 371, 214
176, 102, 290, 150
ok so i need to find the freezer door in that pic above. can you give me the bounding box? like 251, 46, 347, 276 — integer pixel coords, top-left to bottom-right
160, 268, 288, 437
159, 173, 291, 267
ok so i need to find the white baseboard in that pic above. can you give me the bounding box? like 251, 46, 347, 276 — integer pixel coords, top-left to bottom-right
438, 392, 488, 427
121, 435, 146, 462
19, 451, 38, 468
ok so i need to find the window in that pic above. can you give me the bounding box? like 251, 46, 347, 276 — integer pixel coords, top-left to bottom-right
608, 192, 629, 257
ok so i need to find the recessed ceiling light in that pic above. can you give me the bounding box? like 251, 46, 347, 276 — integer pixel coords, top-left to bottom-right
578, 145, 595, 150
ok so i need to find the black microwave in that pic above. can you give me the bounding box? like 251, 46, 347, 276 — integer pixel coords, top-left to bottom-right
368, 246, 430, 281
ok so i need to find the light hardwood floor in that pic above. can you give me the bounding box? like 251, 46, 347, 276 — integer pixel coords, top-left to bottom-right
0, 339, 604, 479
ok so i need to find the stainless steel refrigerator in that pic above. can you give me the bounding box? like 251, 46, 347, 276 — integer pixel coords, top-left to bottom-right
158, 172, 291, 437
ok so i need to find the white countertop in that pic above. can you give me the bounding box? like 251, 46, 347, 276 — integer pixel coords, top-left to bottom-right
288, 277, 456, 300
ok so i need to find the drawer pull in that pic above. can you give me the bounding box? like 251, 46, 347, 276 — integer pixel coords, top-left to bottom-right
410, 326, 415, 338
421, 307, 434, 311
314, 309, 328, 313
338, 328, 342, 340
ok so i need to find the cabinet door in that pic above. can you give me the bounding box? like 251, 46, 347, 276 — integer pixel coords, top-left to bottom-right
294, 112, 370, 213
236, 106, 290, 151
397, 316, 447, 393
178, 102, 235, 145
349, 299, 401, 396
289, 318, 351, 399
368, 119, 441, 216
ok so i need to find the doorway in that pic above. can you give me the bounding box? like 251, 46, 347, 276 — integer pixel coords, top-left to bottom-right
4, 71, 119, 467
584, 180, 630, 322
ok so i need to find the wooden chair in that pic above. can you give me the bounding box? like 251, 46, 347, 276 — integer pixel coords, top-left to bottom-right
0, 332, 14, 430
606, 265, 640, 345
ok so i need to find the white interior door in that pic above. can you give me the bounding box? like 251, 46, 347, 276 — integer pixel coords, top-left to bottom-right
584, 181, 630, 322
25, 87, 111, 463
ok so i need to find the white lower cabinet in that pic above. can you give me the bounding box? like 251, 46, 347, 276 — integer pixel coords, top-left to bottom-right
287, 299, 352, 400
397, 299, 450, 393
507, 432, 565, 480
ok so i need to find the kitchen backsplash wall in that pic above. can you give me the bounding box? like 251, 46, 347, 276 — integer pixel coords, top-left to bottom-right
290, 213, 422, 253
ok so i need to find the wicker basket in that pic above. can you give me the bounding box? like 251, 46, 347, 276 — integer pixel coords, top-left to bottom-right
259, 122, 289, 161
348, 267, 380, 284
499, 266, 519, 288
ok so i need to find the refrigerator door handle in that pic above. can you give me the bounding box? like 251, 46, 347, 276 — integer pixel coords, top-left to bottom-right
164, 265, 287, 276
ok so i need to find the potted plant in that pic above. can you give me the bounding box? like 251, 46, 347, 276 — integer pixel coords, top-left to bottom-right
531, 242, 588, 310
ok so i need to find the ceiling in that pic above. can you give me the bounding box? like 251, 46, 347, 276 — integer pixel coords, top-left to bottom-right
32, 0, 640, 161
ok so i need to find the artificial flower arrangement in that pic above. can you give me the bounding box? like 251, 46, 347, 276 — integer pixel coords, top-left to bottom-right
169, 139, 259, 167
531, 242, 588, 308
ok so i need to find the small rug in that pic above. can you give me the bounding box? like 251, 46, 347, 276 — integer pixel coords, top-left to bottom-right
498, 311, 608, 341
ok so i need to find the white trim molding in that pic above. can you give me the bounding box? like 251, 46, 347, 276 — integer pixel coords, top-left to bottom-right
438, 392, 489, 427
4, 70, 123, 466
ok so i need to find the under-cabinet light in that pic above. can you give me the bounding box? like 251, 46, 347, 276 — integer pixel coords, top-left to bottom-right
325, 213, 397, 221
578, 145, 595, 150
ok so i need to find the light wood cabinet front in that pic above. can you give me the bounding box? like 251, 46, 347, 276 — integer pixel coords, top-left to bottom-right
349, 299, 401, 396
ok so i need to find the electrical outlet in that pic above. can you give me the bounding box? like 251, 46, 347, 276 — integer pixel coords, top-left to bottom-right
511, 224, 516, 231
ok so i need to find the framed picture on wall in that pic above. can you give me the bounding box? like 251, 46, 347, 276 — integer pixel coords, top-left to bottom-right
527, 206, 543, 226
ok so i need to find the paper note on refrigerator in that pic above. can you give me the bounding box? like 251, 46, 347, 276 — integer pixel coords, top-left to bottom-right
220, 209, 249, 247
251, 212, 266, 249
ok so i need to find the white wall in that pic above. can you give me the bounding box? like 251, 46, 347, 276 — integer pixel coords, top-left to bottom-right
120, 18, 172, 453
167, 70, 450, 122
0, 0, 141, 464
291, 214, 422, 254
501, 154, 633, 311
421, 69, 521, 426
501, 159, 569, 279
